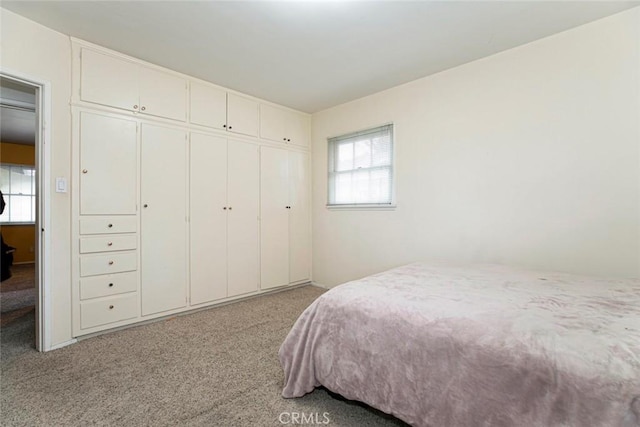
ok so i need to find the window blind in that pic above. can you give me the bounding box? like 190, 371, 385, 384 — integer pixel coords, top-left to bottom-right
327, 124, 394, 206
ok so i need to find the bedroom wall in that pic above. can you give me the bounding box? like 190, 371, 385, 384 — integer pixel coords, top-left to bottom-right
311, 8, 640, 287
1, 9, 73, 347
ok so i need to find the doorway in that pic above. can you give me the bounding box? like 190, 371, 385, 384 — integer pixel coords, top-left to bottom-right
0, 74, 48, 352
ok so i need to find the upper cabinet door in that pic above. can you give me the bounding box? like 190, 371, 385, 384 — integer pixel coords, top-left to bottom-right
227, 93, 259, 137
138, 66, 187, 121
288, 112, 310, 148
190, 82, 227, 130
80, 49, 139, 112
79, 112, 137, 215
259, 104, 287, 144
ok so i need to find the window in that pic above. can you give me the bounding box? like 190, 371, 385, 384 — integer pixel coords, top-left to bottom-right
0, 164, 36, 223
327, 124, 394, 208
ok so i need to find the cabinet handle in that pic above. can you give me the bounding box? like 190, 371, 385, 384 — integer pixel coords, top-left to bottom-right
133, 105, 138, 110
223, 124, 227, 128
228, 126, 232, 130
143, 204, 148, 208
141, 106, 146, 111
108, 224, 113, 228
108, 283, 114, 287
82, 169, 88, 174
108, 261, 114, 265
109, 305, 114, 310
107, 242, 113, 246
223, 207, 227, 210
283, 138, 287, 141
228, 207, 233, 210
287, 139, 291, 142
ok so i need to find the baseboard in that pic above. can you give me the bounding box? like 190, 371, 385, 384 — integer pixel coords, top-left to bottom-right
47, 338, 77, 352
310, 281, 330, 289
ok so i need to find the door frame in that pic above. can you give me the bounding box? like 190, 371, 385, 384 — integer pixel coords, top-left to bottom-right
1, 69, 53, 352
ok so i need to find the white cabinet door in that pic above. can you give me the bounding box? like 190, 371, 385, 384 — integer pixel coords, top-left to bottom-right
80, 49, 139, 112
227, 141, 259, 297
227, 93, 259, 137
288, 151, 311, 283
259, 104, 287, 144
288, 112, 310, 148
190, 133, 228, 305
140, 124, 188, 316
190, 82, 227, 130
260, 146, 290, 290
138, 66, 187, 121
80, 112, 137, 215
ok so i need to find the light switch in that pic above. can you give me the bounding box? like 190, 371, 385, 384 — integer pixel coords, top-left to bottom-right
55, 177, 67, 193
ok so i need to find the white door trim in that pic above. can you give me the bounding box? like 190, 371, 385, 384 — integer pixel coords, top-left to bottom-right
1, 68, 57, 351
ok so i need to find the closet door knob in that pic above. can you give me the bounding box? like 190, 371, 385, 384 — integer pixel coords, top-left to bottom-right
228, 126, 232, 130
108, 283, 114, 287
109, 305, 114, 310
223, 124, 227, 128
141, 106, 146, 111
108, 261, 114, 265
107, 242, 113, 246
143, 204, 148, 208
287, 139, 291, 142
108, 224, 113, 228
228, 207, 232, 210
223, 207, 227, 210
133, 105, 138, 110
283, 138, 287, 141
82, 169, 88, 174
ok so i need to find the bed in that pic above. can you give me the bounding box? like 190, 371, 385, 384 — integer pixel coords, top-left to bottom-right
279, 262, 640, 426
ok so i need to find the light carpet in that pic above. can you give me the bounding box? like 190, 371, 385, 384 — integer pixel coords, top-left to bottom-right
1, 285, 407, 426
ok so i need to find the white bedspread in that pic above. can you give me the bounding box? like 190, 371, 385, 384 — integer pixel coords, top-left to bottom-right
279, 262, 640, 426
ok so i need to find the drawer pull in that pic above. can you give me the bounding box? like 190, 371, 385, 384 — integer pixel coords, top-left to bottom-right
108, 224, 113, 228
82, 169, 88, 174
108, 261, 114, 265
107, 242, 113, 246
109, 305, 114, 310
108, 283, 114, 287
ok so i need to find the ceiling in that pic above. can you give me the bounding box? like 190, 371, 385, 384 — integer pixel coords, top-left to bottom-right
1, 1, 639, 113
0, 78, 36, 146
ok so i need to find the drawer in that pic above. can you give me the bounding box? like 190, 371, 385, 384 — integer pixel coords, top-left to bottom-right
80, 293, 138, 329
80, 235, 137, 254
80, 271, 138, 300
80, 216, 137, 235
80, 252, 137, 277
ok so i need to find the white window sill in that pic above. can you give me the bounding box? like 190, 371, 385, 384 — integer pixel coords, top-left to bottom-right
326, 204, 396, 211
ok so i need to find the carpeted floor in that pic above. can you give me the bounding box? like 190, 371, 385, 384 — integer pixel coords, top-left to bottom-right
1, 285, 408, 426
1, 263, 36, 328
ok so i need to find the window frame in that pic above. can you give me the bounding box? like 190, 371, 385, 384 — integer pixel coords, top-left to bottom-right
326, 123, 396, 210
0, 162, 37, 225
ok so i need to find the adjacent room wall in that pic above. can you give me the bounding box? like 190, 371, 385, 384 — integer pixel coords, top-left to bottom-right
1, 142, 36, 263
311, 8, 640, 287
1, 9, 73, 346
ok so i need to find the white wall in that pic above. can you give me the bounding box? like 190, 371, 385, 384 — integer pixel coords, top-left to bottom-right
1, 9, 73, 346
311, 8, 640, 287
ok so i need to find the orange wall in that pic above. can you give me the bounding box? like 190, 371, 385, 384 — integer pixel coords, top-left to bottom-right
1, 142, 36, 263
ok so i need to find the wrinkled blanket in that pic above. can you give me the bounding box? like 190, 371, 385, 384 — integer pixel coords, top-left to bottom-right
279, 262, 640, 426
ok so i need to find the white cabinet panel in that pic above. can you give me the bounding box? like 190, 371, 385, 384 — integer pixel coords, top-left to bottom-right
259, 104, 287, 144
140, 124, 188, 316
80, 271, 138, 300
80, 234, 137, 254
80, 112, 137, 215
80, 252, 137, 277
80, 49, 139, 112
288, 151, 311, 282
138, 67, 187, 121
260, 146, 290, 290
80, 216, 137, 235
227, 93, 258, 137
80, 293, 138, 329
288, 113, 310, 148
190, 82, 227, 130
190, 133, 228, 305
227, 141, 259, 297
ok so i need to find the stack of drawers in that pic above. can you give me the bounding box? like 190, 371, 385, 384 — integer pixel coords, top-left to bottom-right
79, 216, 139, 330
